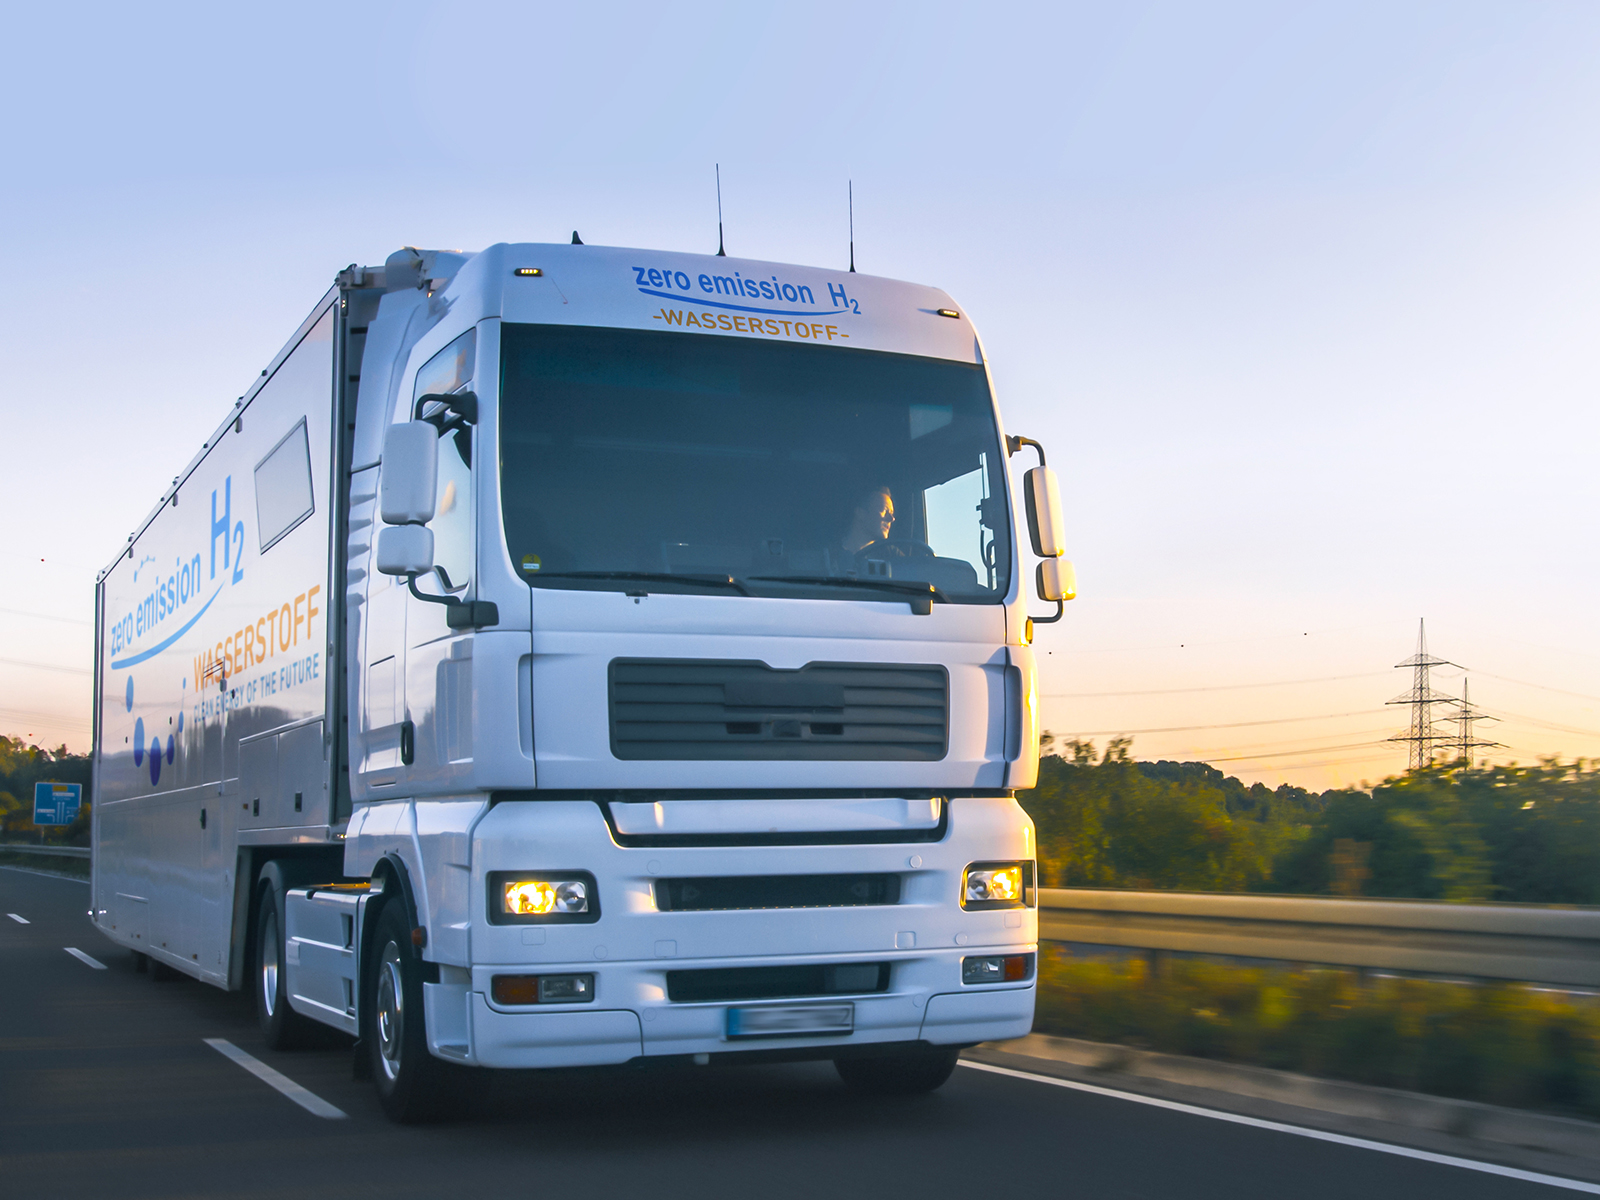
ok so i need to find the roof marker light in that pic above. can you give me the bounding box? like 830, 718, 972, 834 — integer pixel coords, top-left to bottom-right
515, 267, 543, 277
936, 308, 961, 319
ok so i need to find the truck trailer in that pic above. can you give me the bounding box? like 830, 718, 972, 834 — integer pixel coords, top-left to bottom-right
90, 240, 1074, 1121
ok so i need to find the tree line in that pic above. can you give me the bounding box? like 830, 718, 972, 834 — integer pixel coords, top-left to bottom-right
1019, 736, 1600, 904
0, 736, 92, 843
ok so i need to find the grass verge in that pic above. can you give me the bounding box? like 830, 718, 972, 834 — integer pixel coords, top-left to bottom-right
1036, 952, 1600, 1118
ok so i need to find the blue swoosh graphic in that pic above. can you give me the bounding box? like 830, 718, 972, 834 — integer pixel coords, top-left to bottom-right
110, 584, 223, 669
637, 287, 848, 317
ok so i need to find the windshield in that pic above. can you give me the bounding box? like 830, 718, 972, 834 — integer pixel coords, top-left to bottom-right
499, 324, 1011, 603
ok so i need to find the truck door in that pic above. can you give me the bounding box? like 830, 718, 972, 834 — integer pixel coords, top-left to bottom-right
362, 329, 477, 788
404, 330, 478, 785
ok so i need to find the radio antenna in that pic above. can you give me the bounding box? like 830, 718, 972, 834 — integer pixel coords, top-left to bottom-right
848, 180, 856, 273
716, 164, 726, 257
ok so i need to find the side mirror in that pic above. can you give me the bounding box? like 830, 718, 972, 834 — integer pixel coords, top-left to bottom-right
376, 525, 435, 577
1022, 466, 1065, 559
380, 422, 438, 525
1036, 558, 1077, 604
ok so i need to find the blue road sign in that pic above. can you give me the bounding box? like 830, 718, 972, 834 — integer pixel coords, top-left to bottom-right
33, 782, 82, 826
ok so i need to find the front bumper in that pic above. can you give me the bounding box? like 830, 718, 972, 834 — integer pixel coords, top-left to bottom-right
428, 948, 1035, 1068
418, 795, 1038, 1068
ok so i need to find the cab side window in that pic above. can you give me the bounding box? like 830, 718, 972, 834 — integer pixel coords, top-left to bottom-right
412, 329, 476, 591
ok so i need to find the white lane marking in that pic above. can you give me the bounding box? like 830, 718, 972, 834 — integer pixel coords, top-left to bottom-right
203, 1038, 347, 1120
959, 1060, 1600, 1195
7, 913, 28, 923
63, 947, 107, 970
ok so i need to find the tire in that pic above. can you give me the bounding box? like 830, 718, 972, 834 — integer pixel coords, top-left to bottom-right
364, 898, 452, 1123
254, 877, 316, 1049
132, 950, 148, 973
148, 954, 180, 982
834, 1047, 961, 1095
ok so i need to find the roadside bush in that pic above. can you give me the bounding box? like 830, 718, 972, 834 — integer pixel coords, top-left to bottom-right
1035, 952, 1600, 1116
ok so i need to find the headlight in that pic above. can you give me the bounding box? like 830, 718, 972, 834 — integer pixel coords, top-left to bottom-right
487, 871, 601, 924
961, 861, 1035, 910
505, 879, 588, 915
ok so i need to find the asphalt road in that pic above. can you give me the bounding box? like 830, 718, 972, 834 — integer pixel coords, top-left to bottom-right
0, 865, 1582, 1200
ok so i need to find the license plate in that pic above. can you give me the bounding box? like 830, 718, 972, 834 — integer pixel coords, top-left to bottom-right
725, 1003, 855, 1040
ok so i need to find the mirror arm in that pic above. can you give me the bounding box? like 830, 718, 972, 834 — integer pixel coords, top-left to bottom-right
406, 569, 499, 630
1030, 599, 1065, 626
414, 390, 478, 426
1005, 434, 1046, 467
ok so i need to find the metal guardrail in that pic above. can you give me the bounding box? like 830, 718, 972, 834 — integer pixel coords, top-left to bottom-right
1040, 888, 1600, 989
0, 845, 90, 859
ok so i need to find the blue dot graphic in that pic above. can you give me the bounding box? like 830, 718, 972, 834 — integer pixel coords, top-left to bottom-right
125, 677, 134, 712
166, 735, 174, 764
149, 739, 161, 786
177, 711, 183, 733
133, 718, 145, 766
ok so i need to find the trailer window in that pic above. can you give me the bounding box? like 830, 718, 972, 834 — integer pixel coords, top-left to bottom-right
499, 325, 1011, 603
254, 418, 315, 553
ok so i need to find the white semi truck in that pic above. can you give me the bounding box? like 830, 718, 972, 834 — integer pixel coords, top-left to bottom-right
91, 240, 1074, 1121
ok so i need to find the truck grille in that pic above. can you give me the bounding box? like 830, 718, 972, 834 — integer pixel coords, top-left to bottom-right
608, 659, 948, 761
655, 873, 902, 912
666, 962, 891, 1003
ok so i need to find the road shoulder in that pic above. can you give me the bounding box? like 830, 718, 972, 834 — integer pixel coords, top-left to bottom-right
967, 1032, 1600, 1186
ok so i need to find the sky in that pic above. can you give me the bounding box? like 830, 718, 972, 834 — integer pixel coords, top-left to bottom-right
2, 0, 1597, 788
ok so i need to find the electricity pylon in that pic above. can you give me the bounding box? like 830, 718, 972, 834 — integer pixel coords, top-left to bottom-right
1387, 619, 1457, 770
1450, 677, 1501, 765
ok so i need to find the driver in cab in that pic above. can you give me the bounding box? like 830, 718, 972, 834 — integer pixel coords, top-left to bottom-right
842, 486, 931, 576
843, 486, 896, 557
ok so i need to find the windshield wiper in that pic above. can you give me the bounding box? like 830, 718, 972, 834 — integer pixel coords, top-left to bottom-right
531, 571, 749, 596
747, 575, 946, 605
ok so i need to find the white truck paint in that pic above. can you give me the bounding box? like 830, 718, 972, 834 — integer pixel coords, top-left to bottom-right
91, 241, 1068, 1119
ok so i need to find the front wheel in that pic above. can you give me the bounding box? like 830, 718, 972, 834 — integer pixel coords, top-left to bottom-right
364, 899, 453, 1123
834, 1046, 961, 1095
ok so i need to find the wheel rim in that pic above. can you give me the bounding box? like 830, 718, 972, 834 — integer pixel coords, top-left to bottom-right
376, 941, 404, 1083
260, 907, 279, 1018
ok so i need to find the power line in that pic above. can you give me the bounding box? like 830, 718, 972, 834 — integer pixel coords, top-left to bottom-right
1193, 728, 1395, 755
0, 606, 91, 627
0, 657, 91, 677
1042, 671, 1390, 699
1230, 751, 1401, 773
1469, 671, 1600, 706
1493, 709, 1600, 741
1201, 740, 1394, 763
0, 707, 91, 732
1051, 709, 1380, 736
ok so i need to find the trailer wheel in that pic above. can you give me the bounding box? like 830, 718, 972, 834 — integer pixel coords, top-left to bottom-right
254, 877, 316, 1049
834, 1046, 961, 1094
364, 898, 451, 1123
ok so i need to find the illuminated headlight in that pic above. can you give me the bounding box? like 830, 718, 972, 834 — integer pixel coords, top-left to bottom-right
487, 871, 600, 924
963, 953, 1035, 985
961, 862, 1035, 910
505, 879, 588, 915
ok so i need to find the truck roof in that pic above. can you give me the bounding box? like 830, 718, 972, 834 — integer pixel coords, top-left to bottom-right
461, 241, 983, 367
